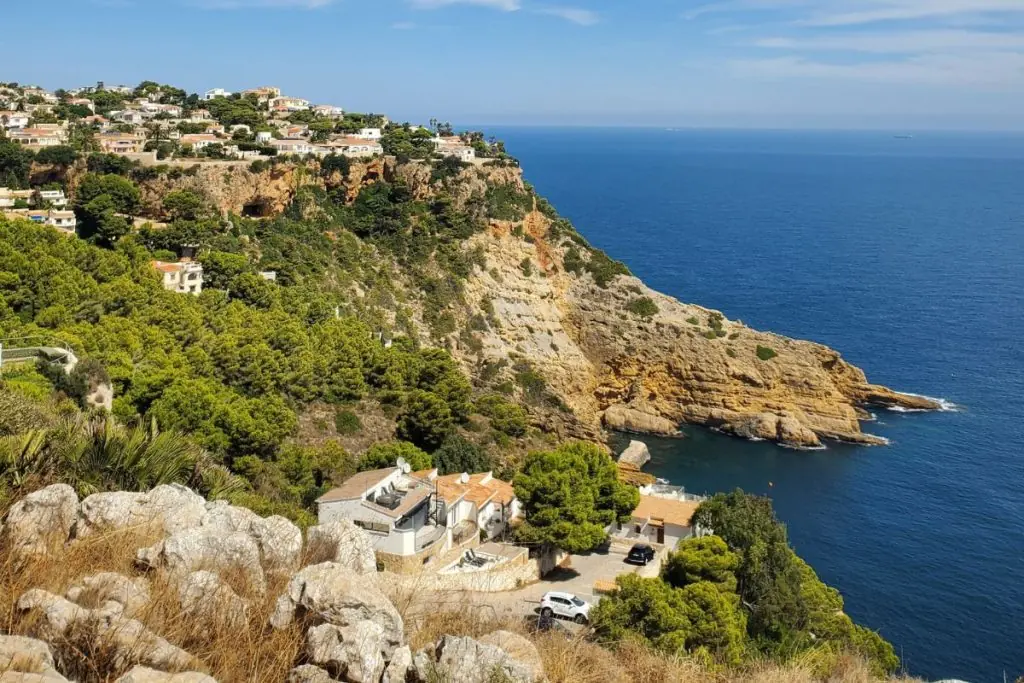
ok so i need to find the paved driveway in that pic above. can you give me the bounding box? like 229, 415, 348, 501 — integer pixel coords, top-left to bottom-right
477, 543, 664, 621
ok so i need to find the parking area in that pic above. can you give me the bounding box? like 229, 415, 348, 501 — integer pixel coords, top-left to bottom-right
479, 542, 665, 620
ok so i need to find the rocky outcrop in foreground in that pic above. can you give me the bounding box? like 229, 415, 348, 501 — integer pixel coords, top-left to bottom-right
0, 484, 546, 683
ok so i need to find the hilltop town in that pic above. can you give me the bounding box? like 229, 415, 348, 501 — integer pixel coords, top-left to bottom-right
1, 80, 499, 238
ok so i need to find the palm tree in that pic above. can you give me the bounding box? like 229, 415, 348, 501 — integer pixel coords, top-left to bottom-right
0, 415, 247, 498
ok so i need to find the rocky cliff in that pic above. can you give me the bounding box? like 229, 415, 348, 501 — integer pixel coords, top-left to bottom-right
448, 189, 938, 448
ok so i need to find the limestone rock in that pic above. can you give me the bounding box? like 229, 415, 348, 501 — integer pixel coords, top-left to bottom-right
434, 633, 542, 683
477, 631, 544, 682
306, 622, 388, 683
382, 645, 412, 683
76, 484, 206, 539
269, 562, 403, 648
2, 484, 78, 558
177, 571, 248, 628
138, 528, 265, 594
0, 674, 69, 683
16, 590, 197, 672
603, 405, 680, 437
305, 520, 377, 573
617, 440, 651, 468
65, 572, 151, 617
286, 665, 335, 683
199, 501, 302, 573
114, 667, 217, 683
0, 635, 59, 678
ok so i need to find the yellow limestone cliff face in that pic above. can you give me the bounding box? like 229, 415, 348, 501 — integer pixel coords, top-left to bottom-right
458, 206, 939, 448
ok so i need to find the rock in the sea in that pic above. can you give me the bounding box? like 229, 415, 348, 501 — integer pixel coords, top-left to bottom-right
2, 484, 78, 558
305, 520, 377, 573
65, 572, 151, 617
16, 589, 197, 672
177, 571, 248, 628
76, 485, 206, 539
113, 667, 217, 683
269, 562, 403, 648
286, 665, 335, 683
434, 632, 543, 683
137, 528, 265, 594
306, 621, 389, 683
617, 440, 651, 468
602, 405, 679, 437
0, 635, 62, 680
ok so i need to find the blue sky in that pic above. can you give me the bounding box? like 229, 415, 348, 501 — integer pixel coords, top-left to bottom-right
5, 0, 1024, 129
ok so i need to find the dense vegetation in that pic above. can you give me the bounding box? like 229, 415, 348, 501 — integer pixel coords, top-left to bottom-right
593, 491, 899, 675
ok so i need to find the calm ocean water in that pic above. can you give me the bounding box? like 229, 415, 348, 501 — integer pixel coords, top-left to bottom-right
485, 127, 1024, 682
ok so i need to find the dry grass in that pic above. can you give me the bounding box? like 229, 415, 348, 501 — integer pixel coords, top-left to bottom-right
0, 528, 305, 682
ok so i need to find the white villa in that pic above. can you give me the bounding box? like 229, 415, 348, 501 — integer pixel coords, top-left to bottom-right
0, 112, 30, 129
179, 134, 221, 151
355, 127, 382, 140
204, 88, 232, 100
269, 96, 310, 113
321, 137, 382, 158
268, 138, 315, 155
612, 495, 701, 549
316, 461, 521, 572
432, 136, 476, 162
152, 260, 204, 295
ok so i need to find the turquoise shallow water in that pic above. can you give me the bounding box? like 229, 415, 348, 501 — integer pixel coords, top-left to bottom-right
484, 128, 1024, 682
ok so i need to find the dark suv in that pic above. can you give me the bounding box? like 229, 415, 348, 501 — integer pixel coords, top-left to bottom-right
626, 543, 656, 565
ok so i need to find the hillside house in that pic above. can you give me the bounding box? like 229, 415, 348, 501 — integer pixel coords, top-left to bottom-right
268, 138, 314, 155
355, 127, 382, 140
98, 132, 145, 154
0, 112, 30, 129
255, 131, 273, 143
427, 471, 522, 541
612, 495, 701, 549
37, 189, 67, 208
152, 260, 204, 295
0, 188, 33, 209
5, 209, 77, 234
7, 129, 63, 148
433, 136, 476, 162
322, 137, 382, 158
241, 87, 281, 103
269, 96, 310, 113
190, 109, 212, 122
204, 88, 232, 100
316, 464, 445, 561
112, 109, 145, 125
313, 104, 345, 118
179, 134, 221, 151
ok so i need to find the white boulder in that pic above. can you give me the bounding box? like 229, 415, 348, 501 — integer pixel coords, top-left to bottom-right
76, 485, 206, 539
65, 572, 151, 617
305, 621, 389, 683
113, 667, 216, 683
305, 520, 377, 574
435, 631, 545, 683
2, 484, 78, 558
177, 571, 248, 629
137, 529, 265, 594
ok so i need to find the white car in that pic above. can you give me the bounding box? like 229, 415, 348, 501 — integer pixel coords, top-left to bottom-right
539, 591, 591, 624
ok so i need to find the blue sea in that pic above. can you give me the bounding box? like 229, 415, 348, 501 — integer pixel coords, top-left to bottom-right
486, 128, 1024, 682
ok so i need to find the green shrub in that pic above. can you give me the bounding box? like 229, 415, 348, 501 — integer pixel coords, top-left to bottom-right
519, 258, 533, 277
756, 345, 778, 361
358, 441, 432, 472
726, 348, 737, 358
626, 296, 659, 319
686, 317, 700, 325
334, 408, 362, 435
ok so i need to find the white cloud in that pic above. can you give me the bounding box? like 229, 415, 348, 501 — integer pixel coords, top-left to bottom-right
409, 0, 521, 10
732, 51, 1024, 86
754, 30, 1024, 53
392, 21, 417, 29
536, 6, 599, 25
687, 0, 1024, 26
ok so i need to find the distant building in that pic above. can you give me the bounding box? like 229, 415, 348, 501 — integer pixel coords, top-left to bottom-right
268, 96, 310, 113
0, 111, 30, 129
433, 136, 476, 162
37, 189, 67, 208
0, 188, 33, 208
428, 471, 522, 541
611, 495, 701, 549
355, 127, 382, 140
189, 109, 212, 122
111, 109, 145, 125
7, 128, 63, 148
4, 208, 77, 234
321, 137, 383, 158
204, 88, 232, 101
179, 133, 221, 151
97, 132, 146, 154
255, 131, 273, 143
241, 86, 281, 103
268, 138, 315, 155
313, 104, 345, 118
152, 259, 204, 295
